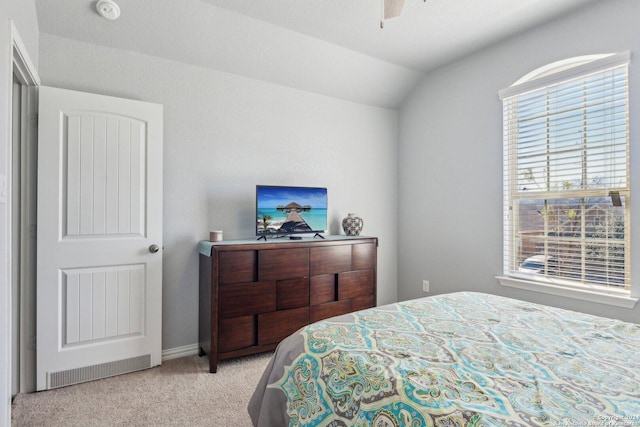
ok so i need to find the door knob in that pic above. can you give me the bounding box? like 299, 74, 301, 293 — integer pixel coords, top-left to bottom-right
149, 244, 160, 253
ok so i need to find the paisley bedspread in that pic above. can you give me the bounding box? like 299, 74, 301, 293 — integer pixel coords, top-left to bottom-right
247, 292, 640, 426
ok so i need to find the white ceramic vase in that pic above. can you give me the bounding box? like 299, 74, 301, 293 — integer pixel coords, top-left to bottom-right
342, 213, 363, 236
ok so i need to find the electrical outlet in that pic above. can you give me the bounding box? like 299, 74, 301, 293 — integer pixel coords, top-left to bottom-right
422, 280, 430, 293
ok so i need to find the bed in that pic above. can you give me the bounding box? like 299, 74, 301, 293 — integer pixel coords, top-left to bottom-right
248, 292, 640, 426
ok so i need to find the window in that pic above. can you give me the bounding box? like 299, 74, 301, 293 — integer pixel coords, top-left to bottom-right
498, 53, 635, 307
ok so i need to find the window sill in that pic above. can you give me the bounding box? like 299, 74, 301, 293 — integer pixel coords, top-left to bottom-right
496, 275, 638, 308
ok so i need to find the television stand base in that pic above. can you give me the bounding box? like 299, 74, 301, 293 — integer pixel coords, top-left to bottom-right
313, 233, 325, 239
289, 236, 303, 240
257, 235, 267, 241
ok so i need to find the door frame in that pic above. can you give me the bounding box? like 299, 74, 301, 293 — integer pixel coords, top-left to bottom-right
9, 21, 40, 398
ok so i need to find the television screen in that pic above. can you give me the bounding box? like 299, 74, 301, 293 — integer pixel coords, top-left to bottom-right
256, 185, 327, 237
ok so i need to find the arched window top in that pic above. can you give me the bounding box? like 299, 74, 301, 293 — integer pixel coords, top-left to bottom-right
512, 54, 615, 86
498, 51, 629, 100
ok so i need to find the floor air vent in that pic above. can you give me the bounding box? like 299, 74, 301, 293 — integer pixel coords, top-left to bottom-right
48, 354, 151, 389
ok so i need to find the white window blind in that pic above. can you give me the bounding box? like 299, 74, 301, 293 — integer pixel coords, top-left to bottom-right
501, 54, 630, 291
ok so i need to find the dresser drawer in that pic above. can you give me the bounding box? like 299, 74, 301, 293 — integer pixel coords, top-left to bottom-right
338, 269, 374, 300
219, 315, 255, 352
258, 248, 309, 281
218, 251, 256, 284
258, 307, 309, 345
219, 282, 276, 318
352, 243, 376, 270
310, 245, 351, 276
310, 274, 335, 305
277, 277, 309, 310
310, 300, 352, 323
351, 294, 375, 312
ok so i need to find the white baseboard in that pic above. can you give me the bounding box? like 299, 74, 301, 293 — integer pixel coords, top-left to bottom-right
161, 343, 200, 361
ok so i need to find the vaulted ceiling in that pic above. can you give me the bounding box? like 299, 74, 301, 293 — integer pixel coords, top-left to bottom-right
35, 0, 599, 108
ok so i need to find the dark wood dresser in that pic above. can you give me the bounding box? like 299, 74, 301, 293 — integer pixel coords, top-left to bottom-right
198, 236, 377, 372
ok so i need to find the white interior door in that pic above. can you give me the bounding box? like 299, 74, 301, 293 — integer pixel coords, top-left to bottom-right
36, 86, 163, 390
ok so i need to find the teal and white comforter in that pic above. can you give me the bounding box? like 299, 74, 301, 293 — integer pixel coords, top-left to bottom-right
248, 292, 640, 426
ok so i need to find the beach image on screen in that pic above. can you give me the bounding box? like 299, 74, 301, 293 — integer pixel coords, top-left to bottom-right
256, 186, 327, 235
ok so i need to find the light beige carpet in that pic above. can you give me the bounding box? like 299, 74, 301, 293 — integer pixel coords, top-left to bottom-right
11, 352, 273, 427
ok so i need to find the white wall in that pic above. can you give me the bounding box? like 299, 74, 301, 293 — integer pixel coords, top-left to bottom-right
34, 0, 422, 110
38, 34, 399, 350
398, 0, 640, 322
1, 1, 39, 425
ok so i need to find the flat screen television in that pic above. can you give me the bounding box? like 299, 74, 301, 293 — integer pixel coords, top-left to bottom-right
256, 185, 327, 239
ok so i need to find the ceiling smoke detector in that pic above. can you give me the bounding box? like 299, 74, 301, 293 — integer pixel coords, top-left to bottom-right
96, 0, 121, 20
